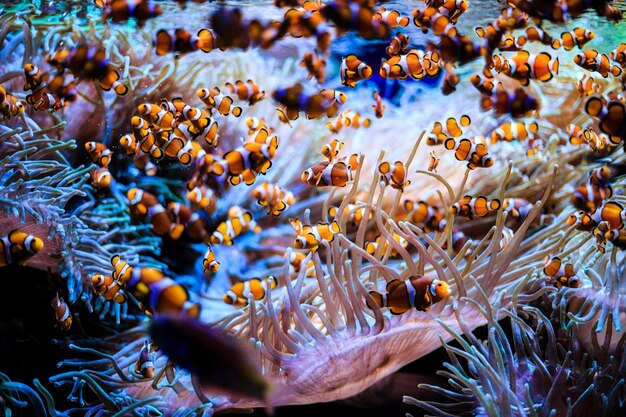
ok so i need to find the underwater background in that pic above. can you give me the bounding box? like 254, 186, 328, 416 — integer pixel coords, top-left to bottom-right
1, 0, 626, 416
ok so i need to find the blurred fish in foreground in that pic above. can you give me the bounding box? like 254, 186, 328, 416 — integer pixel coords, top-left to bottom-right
149, 316, 273, 404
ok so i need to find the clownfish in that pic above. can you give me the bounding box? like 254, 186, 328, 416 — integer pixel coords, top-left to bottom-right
47, 45, 128, 95
600, 201, 625, 230
133, 340, 155, 379
300, 51, 326, 84
23, 63, 46, 91
126, 266, 201, 318
90, 167, 113, 190
160, 98, 211, 135
340, 54, 373, 88
111, 254, 134, 284
210, 207, 260, 245
287, 250, 315, 276
367, 275, 451, 314
155, 28, 217, 57
543, 256, 581, 289
426, 114, 471, 145
319, 1, 391, 40
91, 274, 126, 303
167, 202, 208, 243
51, 293, 72, 331
480, 84, 539, 118
321, 139, 344, 162
302, 155, 359, 188
555, 27, 595, 51
223, 276, 278, 306
379, 49, 441, 80
327, 203, 372, 226
574, 50, 622, 78
403, 200, 445, 232
137, 103, 177, 131
372, 90, 385, 118
365, 233, 408, 257
610, 42, 626, 66
25, 85, 64, 112
225, 79, 266, 105
433, 33, 489, 65
378, 161, 410, 190
470, 66, 495, 95
101, 0, 162, 26
441, 63, 460, 95
130, 116, 164, 159
386, 33, 409, 56
428, 151, 440, 173
593, 221, 626, 252
85, 141, 112, 168
197, 87, 243, 117
490, 120, 538, 143
491, 50, 559, 86
0, 85, 25, 120
219, 138, 279, 185
326, 110, 371, 134
127, 188, 173, 236
373, 7, 410, 28
246, 117, 270, 135
202, 245, 220, 274
567, 210, 600, 232
412, 8, 457, 37
577, 74, 601, 97
252, 182, 296, 216
444, 138, 494, 170
290, 218, 341, 252
572, 180, 613, 214
585, 97, 626, 141
0, 230, 44, 266
451, 195, 501, 218
187, 183, 218, 214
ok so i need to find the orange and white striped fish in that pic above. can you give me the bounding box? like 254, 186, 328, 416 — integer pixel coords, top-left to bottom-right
404, 200, 445, 232
428, 151, 440, 172
327, 203, 372, 226
372, 90, 385, 118
585, 97, 626, 142
160, 98, 211, 135
130, 116, 164, 159
365, 233, 408, 257
610, 42, 626, 66
412, 8, 457, 37
491, 50, 559, 85
133, 340, 155, 379
426, 114, 471, 145
155, 28, 217, 56
0, 85, 25, 120
246, 117, 270, 135
85, 141, 112, 168
321, 139, 344, 162
470, 66, 495, 95
379, 49, 441, 80
252, 182, 296, 216
600, 201, 625, 230
51, 293, 72, 331
90, 167, 112, 190
444, 138, 494, 170
91, 273, 126, 303
300, 50, 326, 84
225, 79, 266, 105
450, 195, 501, 218
290, 218, 341, 251
223, 276, 278, 306
202, 244, 220, 274
137, 103, 177, 130
441, 63, 460, 95
367, 275, 450, 314
302, 155, 359, 187
288, 250, 315, 276
543, 256, 581, 289
167, 202, 208, 242
0, 230, 44, 267
386, 33, 409, 56
577, 73, 601, 97
197, 87, 243, 117
490, 120, 538, 143
373, 7, 410, 28
127, 188, 173, 236
555, 27, 595, 51
187, 183, 218, 214
378, 160, 410, 190
111, 254, 134, 284
326, 110, 371, 134
210, 207, 260, 245
340, 54, 373, 88
126, 266, 201, 318
101, 0, 162, 26
574, 50, 622, 78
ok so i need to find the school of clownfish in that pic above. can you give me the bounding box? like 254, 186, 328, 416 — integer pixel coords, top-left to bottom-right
2, 0, 626, 332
